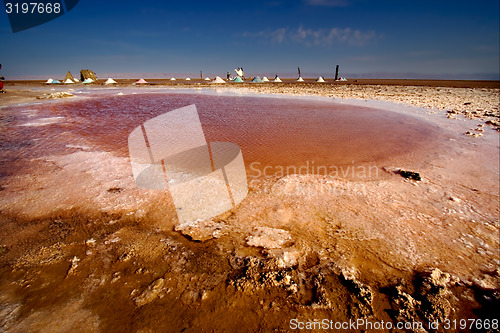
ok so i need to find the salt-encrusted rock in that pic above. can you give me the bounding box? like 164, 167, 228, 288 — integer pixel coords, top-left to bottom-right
421, 268, 460, 291
37, 92, 74, 99
465, 130, 483, 137
246, 227, 292, 249
229, 256, 298, 293
418, 269, 458, 323
471, 275, 500, 290
274, 249, 300, 268
134, 278, 165, 307
393, 285, 423, 325
340, 268, 373, 305
85, 238, 96, 246
390, 269, 460, 329
174, 219, 225, 242
421, 292, 452, 324
66, 256, 80, 275
398, 169, 422, 181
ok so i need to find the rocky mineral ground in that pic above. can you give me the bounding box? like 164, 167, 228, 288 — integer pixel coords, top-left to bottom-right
0, 82, 499, 332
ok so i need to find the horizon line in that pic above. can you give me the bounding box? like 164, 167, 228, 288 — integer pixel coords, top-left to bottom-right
5, 72, 500, 81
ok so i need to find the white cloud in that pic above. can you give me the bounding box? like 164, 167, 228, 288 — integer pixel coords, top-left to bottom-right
270, 28, 288, 43
244, 26, 379, 46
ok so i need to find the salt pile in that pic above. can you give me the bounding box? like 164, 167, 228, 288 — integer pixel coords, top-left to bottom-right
273, 76, 282, 82
251, 76, 263, 83
316, 77, 325, 82
210, 76, 226, 83
36, 92, 74, 100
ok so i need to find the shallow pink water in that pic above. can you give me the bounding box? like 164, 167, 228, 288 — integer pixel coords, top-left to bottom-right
1, 92, 447, 181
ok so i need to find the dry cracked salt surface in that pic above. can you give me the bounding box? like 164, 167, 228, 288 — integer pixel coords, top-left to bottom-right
0, 85, 499, 332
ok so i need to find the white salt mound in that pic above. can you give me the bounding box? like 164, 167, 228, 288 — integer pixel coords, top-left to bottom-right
36, 92, 74, 100
211, 76, 226, 84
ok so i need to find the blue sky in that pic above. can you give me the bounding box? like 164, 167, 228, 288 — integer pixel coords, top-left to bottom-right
1, 0, 499, 79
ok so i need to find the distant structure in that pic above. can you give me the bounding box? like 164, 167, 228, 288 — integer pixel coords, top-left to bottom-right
64, 71, 75, 83
235, 67, 244, 79
80, 69, 97, 82
335, 65, 339, 81
297, 67, 304, 81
